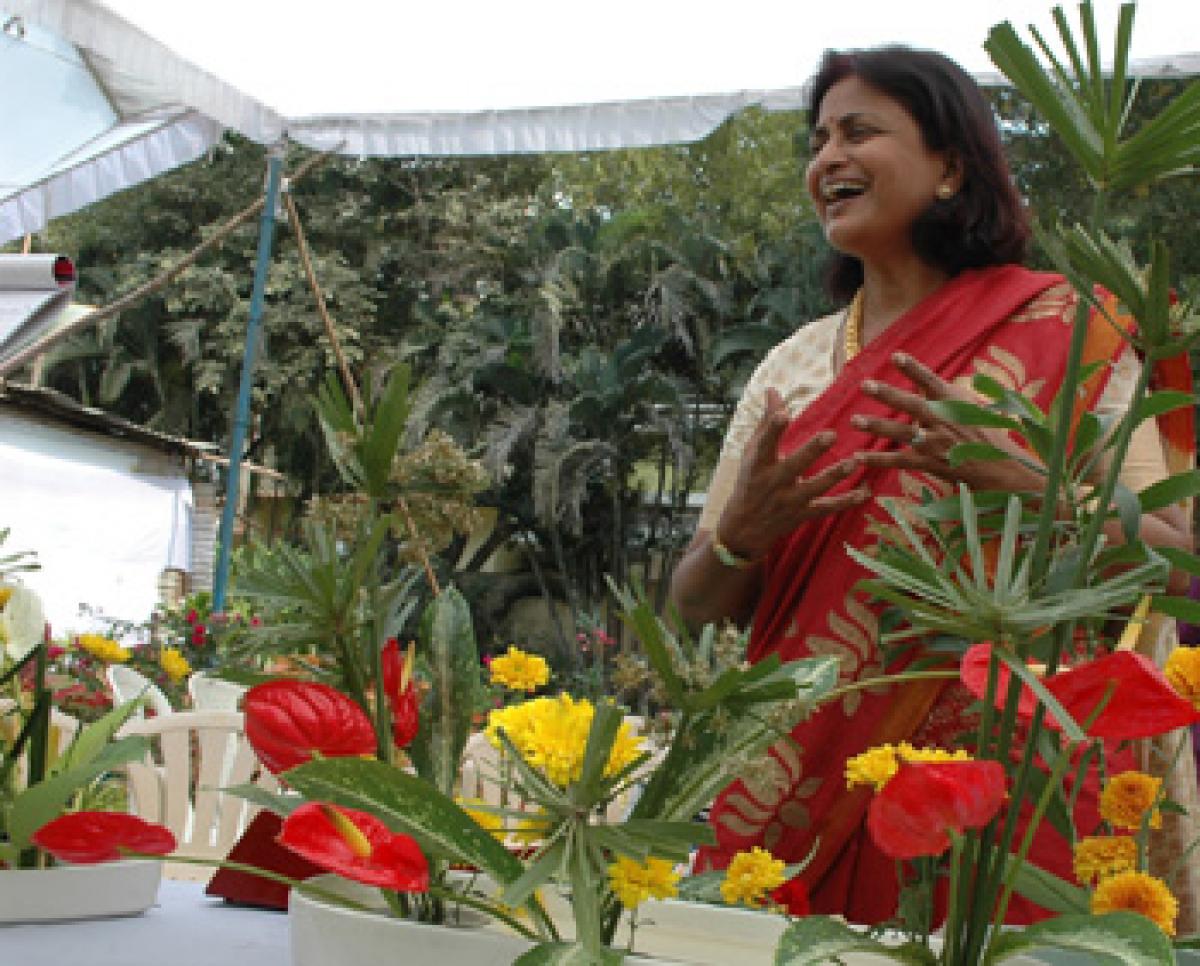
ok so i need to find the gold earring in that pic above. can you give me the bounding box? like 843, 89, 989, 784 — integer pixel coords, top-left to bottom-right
936, 184, 955, 200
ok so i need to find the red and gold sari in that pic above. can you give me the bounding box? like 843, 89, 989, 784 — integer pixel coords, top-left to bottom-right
695, 264, 1193, 923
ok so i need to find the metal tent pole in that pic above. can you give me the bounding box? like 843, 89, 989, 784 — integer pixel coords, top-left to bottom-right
212, 148, 284, 612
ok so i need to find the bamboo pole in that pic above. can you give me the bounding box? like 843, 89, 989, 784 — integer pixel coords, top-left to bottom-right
281, 193, 440, 597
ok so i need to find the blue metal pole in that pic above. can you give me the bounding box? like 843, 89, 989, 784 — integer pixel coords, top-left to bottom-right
212, 150, 284, 612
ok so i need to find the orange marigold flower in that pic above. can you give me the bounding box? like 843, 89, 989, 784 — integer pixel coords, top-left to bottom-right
1099, 771, 1162, 831
1165, 647, 1200, 711
1072, 835, 1137, 884
1091, 870, 1178, 936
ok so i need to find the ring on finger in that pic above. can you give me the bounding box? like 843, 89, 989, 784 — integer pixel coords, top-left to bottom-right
910, 425, 927, 447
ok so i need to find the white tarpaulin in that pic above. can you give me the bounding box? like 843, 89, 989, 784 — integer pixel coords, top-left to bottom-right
0, 410, 191, 633
2, 0, 1198, 243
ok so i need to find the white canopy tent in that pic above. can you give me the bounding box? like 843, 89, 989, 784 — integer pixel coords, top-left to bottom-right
3, 0, 1198, 244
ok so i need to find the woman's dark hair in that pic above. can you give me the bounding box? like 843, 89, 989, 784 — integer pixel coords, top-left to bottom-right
807, 46, 1030, 303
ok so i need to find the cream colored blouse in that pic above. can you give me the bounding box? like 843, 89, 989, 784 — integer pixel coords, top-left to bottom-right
698, 308, 1166, 532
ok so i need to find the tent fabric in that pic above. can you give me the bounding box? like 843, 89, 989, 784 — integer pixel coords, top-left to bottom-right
0, 410, 192, 632
1, 111, 222, 244
288, 90, 808, 157
2, 0, 1198, 245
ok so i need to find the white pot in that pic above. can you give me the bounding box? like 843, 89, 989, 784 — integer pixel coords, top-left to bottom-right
0, 859, 163, 924
291, 875, 1047, 965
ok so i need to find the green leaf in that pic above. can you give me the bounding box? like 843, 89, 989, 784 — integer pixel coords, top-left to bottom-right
574, 701, 622, 805
1135, 390, 1196, 423
947, 442, 1012, 468
992, 649, 1086, 743
8, 735, 150, 852
407, 587, 482, 799
1139, 470, 1200, 514
1150, 594, 1200, 624
283, 757, 525, 887
501, 839, 566, 910
223, 783, 302, 817
926, 400, 1020, 430
51, 696, 145, 776
1002, 854, 1089, 915
358, 363, 411, 498
774, 916, 935, 965
987, 911, 1175, 964
513, 942, 624, 965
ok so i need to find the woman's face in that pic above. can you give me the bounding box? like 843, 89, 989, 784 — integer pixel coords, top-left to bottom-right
805, 75, 958, 267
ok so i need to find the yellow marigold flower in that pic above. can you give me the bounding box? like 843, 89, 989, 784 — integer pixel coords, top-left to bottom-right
456, 797, 505, 840
720, 847, 786, 906
1073, 835, 1137, 884
160, 647, 191, 683
897, 742, 972, 766
77, 633, 131, 664
489, 646, 550, 692
845, 743, 972, 792
1165, 647, 1200, 711
607, 855, 681, 909
1099, 771, 1162, 831
1091, 870, 1178, 936
486, 695, 645, 788
846, 744, 899, 791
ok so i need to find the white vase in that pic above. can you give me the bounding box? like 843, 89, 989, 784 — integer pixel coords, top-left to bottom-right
0, 859, 163, 924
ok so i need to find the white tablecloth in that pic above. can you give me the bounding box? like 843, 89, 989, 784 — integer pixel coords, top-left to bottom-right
0, 878, 290, 966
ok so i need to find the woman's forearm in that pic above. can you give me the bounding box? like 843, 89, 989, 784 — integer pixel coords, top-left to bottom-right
667, 531, 763, 632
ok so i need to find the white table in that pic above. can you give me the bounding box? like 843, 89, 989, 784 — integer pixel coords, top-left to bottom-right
0, 878, 290, 965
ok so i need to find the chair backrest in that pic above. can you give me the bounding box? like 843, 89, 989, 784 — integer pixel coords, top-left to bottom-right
116, 710, 279, 878
106, 663, 174, 719
188, 671, 248, 711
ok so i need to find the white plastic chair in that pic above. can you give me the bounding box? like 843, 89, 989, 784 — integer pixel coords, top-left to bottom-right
187, 671, 248, 711
117, 710, 279, 880
105, 664, 174, 719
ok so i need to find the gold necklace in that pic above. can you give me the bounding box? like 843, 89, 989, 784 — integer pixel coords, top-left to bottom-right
843, 289, 865, 362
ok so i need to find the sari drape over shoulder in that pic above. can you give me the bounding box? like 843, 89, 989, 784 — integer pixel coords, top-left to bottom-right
695, 264, 1178, 924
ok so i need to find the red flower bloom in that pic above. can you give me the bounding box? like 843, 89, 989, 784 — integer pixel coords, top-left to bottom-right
382, 639, 420, 749
185, 609, 199, 625
250, 616, 262, 627
32, 811, 176, 863
278, 802, 428, 891
191, 624, 207, 646
770, 876, 811, 916
867, 760, 1006, 860
960, 643, 1039, 718
961, 644, 1200, 741
244, 680, 376, 774
1045, 650, 1200, 740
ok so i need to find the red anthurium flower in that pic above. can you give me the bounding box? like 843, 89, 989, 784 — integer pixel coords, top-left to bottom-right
960, 644, 1200, 742
382, 639, 420, 749
960, 643, 1038, 718
278, 802, 429, 892
770, 876, 811, 916
867, 760, 1006, 860
244, 680, 376, 774
32, 811, 176, 864
1043, 650, 1200, 741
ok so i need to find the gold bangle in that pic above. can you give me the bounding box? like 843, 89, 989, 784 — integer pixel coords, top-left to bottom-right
711, 533, 758, 570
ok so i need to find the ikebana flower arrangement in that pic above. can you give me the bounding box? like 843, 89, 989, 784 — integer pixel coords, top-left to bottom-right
775, 5, 1200, 964
0, 534, 152, 871
21, 355, 840, 960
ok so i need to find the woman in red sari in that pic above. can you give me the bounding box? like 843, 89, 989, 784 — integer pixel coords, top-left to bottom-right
669, 47, 1195, 925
